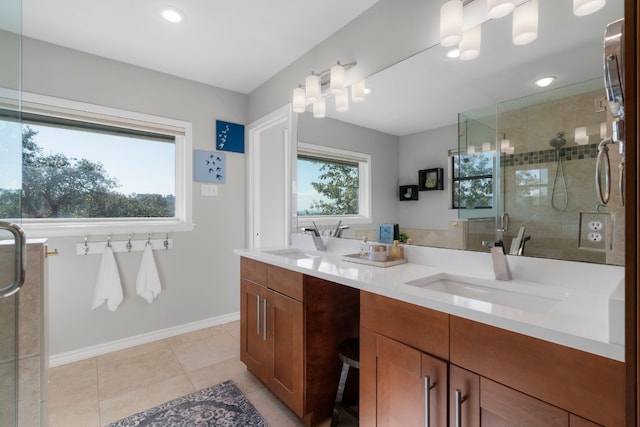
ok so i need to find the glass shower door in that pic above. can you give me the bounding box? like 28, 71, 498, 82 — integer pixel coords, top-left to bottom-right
0, 0, 24, 425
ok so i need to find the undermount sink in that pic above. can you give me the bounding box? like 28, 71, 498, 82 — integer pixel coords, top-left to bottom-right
404, 273, 568, 313
263, 248, 321, 260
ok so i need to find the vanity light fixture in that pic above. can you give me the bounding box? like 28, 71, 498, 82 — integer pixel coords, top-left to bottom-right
305, 73, 321, 103
512, 0, 538, 45
330, 63, 346, 95
440, 0, 464, 47
574, 126, 589, 145
487, 0, 516, 19
161, 8, 183, 23
351, 79, 367, 102
292, 86, 306, 113
313, 99, 326, 118
459, 25, 481, 61
335, 90, 349, 112
573, 0, 606, 16
535, 76, 556, 87
291, 61, 360, 117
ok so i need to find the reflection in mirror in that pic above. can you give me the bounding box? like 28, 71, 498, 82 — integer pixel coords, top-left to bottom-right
295, 0, 623, 265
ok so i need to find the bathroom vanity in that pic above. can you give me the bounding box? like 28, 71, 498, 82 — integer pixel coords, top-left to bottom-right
235, 236, 625, 426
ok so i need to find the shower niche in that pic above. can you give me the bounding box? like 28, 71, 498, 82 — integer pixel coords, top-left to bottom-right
458, 78, 623, 265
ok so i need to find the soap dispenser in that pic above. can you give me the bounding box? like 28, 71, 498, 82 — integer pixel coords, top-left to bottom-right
389, 240, 404, 260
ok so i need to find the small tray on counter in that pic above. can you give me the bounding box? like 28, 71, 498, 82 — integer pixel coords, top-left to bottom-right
341, 253, 408, 268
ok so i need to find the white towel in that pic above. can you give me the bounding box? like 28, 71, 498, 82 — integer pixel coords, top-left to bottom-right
92, 246, 123, 311
136, 244, 162, 303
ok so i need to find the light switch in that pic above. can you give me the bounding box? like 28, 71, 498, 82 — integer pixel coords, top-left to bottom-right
201, 184, 218, 196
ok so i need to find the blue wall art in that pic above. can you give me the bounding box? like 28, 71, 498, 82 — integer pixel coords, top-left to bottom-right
216, 120, 245, 153
194, 150, 226, 183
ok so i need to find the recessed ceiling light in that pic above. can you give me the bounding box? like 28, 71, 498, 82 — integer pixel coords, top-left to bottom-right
535, 76, 556, 87
161, 8, 183, 23
446, 48, 460, 59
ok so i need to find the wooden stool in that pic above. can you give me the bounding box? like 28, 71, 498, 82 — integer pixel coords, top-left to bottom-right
331, 337, 360, 426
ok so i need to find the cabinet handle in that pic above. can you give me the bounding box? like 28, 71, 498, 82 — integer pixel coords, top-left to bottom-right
424, 375, 431, 427
262, 298, 267, 341
256, 295, 261, 336
454, 389, 465, 427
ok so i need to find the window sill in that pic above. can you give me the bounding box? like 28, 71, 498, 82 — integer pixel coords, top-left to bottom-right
20, 219, 196, 238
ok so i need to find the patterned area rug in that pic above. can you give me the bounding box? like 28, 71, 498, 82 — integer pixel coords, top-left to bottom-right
108, 380, 269, 426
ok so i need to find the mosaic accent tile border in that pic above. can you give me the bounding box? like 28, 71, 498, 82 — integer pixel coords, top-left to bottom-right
500, 143, 599, 167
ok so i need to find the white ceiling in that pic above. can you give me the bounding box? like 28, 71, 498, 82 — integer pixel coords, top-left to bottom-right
21, 0, 380, 94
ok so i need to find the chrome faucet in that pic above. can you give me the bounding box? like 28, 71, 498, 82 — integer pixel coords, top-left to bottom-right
482, 240, 512, 281
301, 227, 326, 251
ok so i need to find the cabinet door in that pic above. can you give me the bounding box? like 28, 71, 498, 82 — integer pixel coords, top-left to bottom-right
240, 278, 268, 381
480, 377, 568, 427
266, 288, 304, 417
364, 331, 447, 426
449, 365, 480, 427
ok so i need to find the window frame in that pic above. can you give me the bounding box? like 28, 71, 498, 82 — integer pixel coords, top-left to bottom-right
450, 149, 497, 219
4, 91, 194, 237
296, 142, 371, 226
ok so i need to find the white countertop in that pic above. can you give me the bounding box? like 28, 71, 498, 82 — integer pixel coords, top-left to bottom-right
234, 235, 625, 362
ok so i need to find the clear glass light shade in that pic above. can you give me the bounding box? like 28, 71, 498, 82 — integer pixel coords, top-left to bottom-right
351, 79, 366, 102
305, 74, 321, 103
313, 99, 326, 118
487, 0, 516, 18
440, 0, 463, 47
573, 0, 606, 16
330, 64, 346, 95
512, 0, 538, 45
459, 26, 481, 61
600, 122, 608, 139
292, 87, 306, 113
335, 90, 349, 112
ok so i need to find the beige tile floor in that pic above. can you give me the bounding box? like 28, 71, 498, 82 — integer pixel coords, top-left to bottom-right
48, 321, 357, 427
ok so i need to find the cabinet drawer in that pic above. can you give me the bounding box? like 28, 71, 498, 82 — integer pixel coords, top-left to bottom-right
240, 257, 267, 284
267, 264, 304, 301
361, 291, 449, 360
450, 316, 624, 426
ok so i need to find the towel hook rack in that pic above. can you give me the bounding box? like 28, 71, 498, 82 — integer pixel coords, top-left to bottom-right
84, 237, 90, 255
164, 233, 169, 250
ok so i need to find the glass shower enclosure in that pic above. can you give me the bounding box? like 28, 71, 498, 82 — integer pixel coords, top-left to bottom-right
0, 0, 25, 425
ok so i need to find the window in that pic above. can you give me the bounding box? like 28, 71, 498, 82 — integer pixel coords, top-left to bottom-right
0, 92, 193, 236
452, 151, 494, 209
296, 143, 370, 223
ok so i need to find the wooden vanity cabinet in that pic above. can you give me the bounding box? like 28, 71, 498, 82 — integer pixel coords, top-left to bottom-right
450, 316, 625, 426
360, 291, 449, 426
361, 291, 622, 427
239, 257, 359, 426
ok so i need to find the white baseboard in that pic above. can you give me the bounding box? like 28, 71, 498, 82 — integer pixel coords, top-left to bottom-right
49, 312, 240, 368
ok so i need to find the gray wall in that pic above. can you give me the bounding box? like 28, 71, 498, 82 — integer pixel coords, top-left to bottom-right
22, 38, 248, 355
398, 125, 459, 230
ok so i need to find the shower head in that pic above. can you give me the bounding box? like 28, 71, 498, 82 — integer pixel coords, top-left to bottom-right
549, 132, 566, 149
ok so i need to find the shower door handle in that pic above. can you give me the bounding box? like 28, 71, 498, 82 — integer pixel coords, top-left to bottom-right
0, 221, 26, 298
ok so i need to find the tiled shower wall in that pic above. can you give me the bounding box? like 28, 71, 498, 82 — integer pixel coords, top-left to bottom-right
498, 88, 623, 264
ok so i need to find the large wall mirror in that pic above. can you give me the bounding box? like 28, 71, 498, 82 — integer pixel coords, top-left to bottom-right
295, 0, 623, 265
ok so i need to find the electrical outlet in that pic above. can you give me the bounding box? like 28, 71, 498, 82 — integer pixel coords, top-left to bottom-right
588, 221, 604, 231
587, 232, 603, 242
